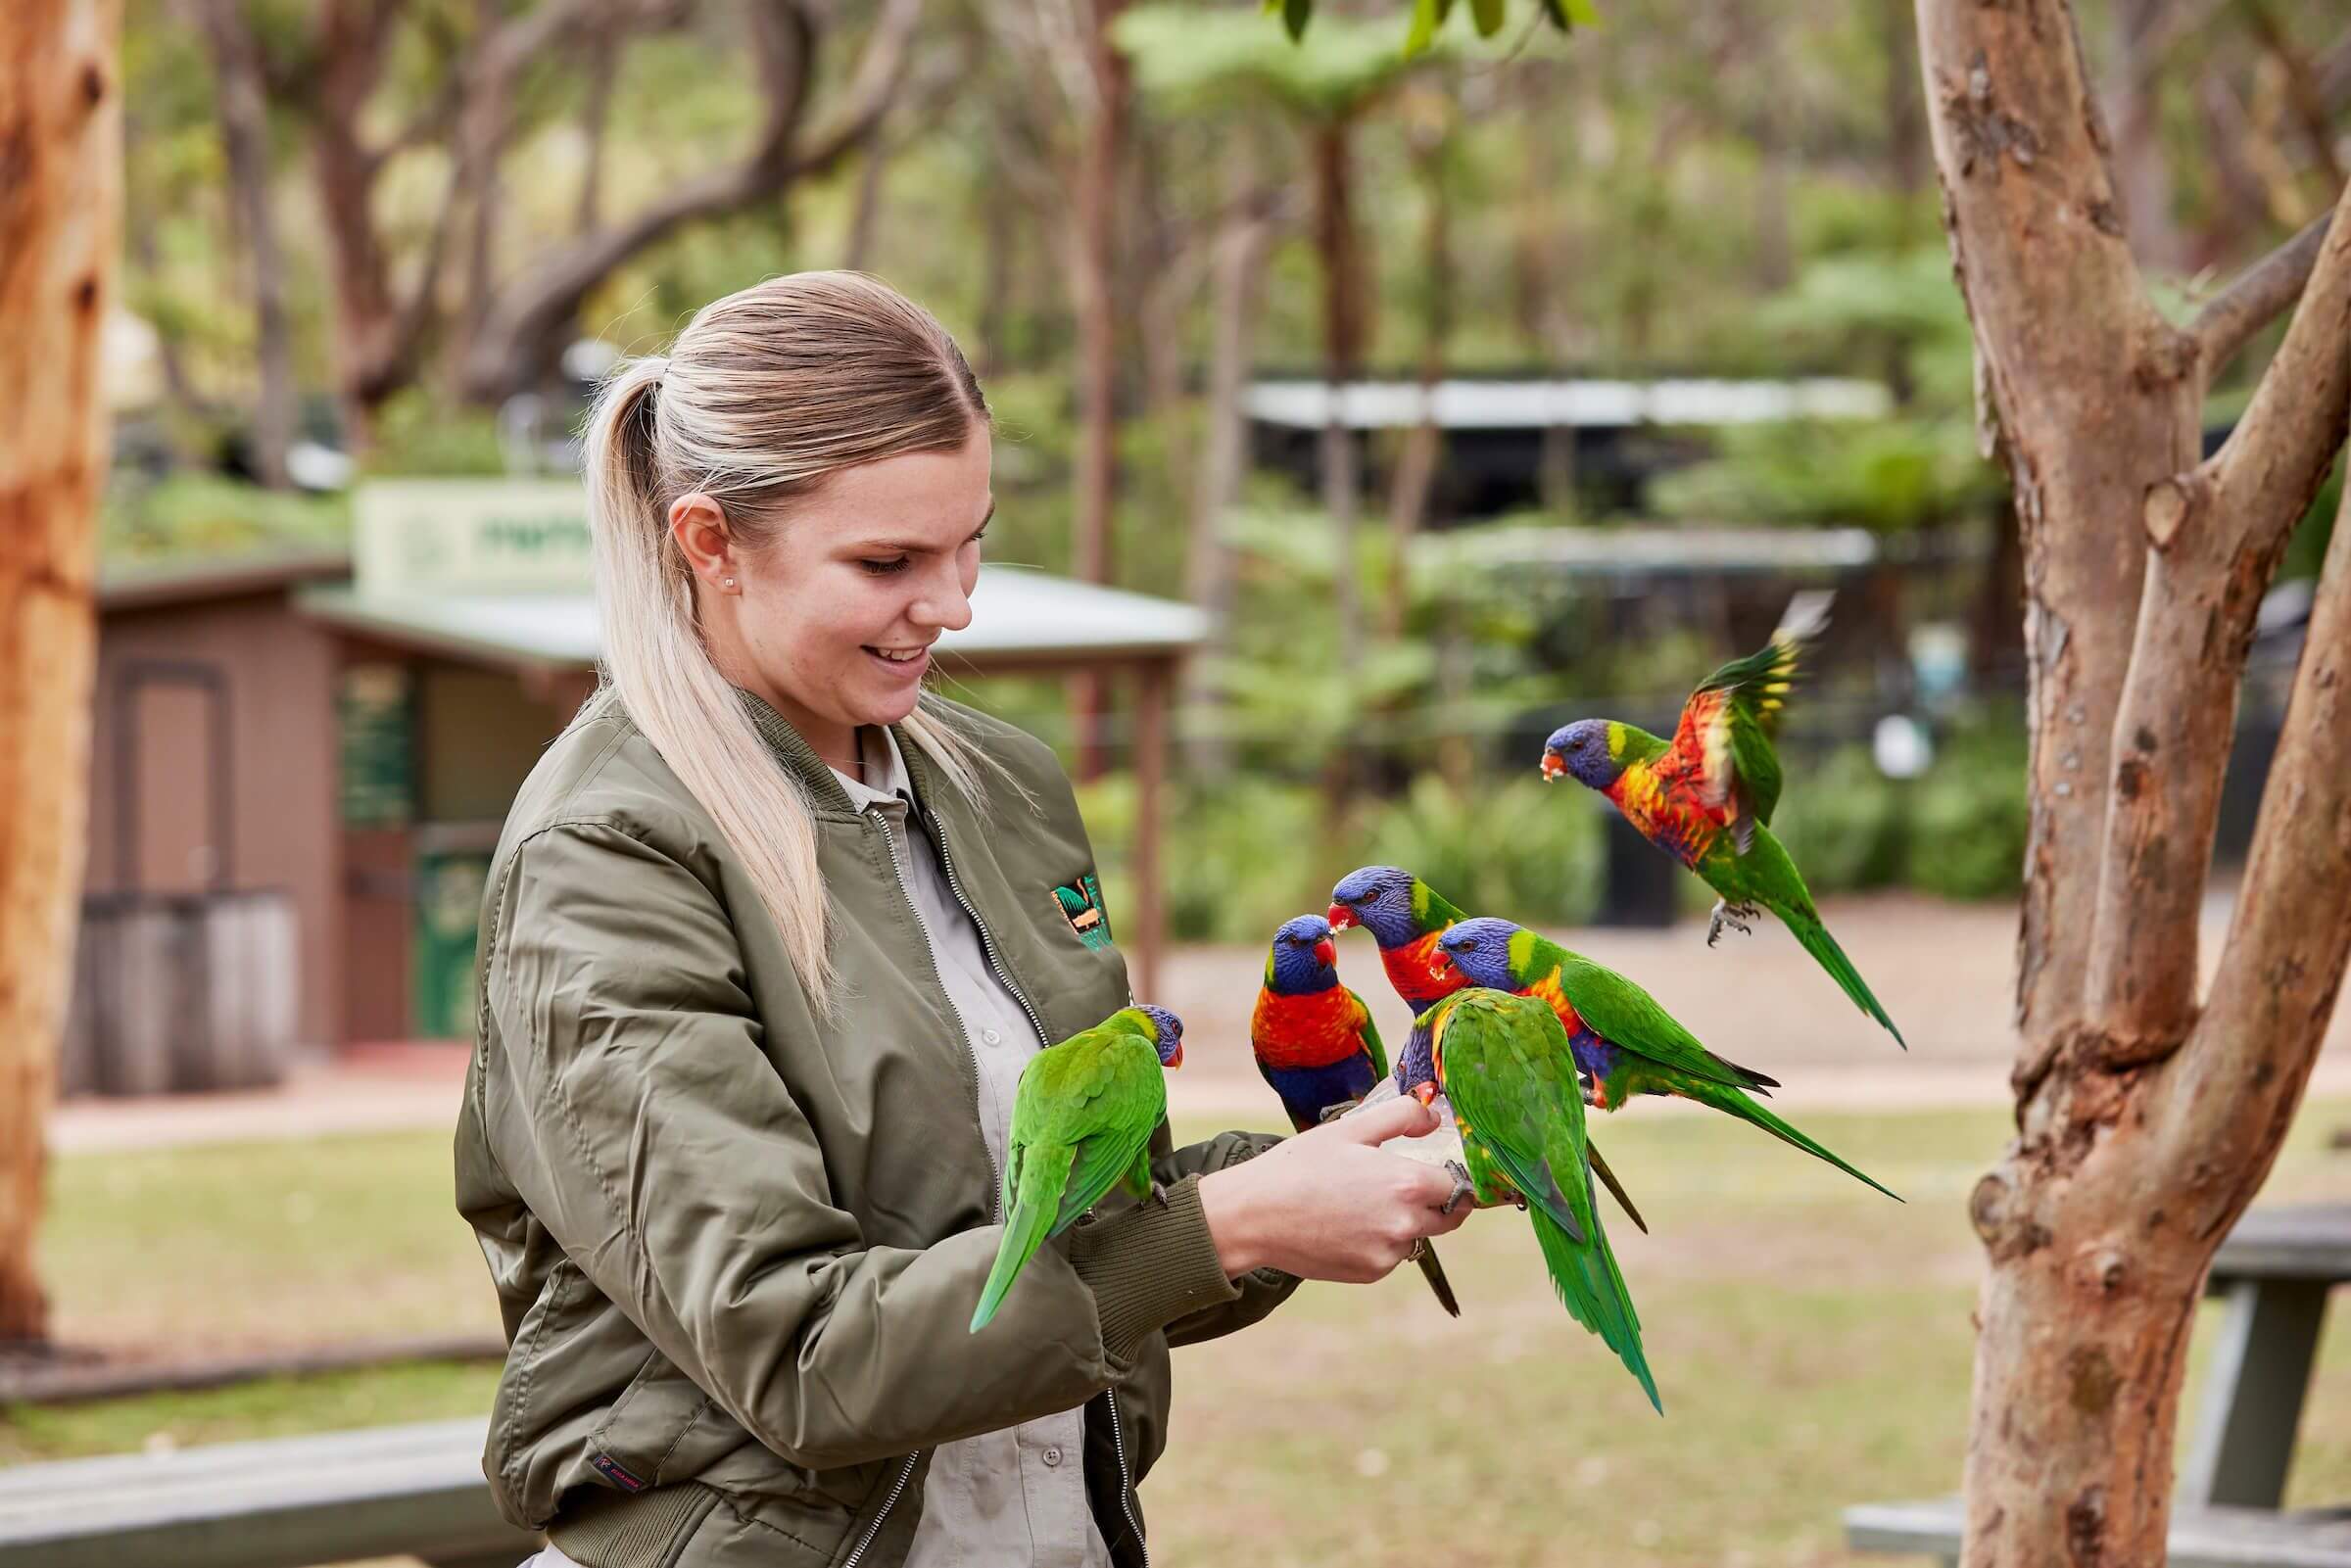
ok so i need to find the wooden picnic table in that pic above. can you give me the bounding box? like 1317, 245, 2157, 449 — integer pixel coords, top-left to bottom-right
1847, 1202, 2351, 1567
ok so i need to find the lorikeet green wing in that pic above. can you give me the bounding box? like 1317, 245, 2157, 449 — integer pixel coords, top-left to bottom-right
1433, 990, 1659, 1412
1355, 994, 1389, 1081
970, 1016, 1169, 1334
1675, 626, 1805, 839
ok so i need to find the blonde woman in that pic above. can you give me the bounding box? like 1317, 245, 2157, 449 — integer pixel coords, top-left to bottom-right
456, 272, 1469, 1568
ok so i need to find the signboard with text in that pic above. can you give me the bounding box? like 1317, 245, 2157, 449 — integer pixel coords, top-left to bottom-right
354, 480, 594, 595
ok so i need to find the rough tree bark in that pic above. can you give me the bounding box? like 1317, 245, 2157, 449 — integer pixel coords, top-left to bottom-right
0, 0, 120, 1345
1917, 0, 2351, 1556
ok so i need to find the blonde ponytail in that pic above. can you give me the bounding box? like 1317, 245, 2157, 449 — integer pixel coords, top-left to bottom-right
577, 272, 996, 1010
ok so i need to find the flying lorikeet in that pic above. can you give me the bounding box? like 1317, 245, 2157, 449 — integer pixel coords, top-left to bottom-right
1541, 621, 1906, 1048
1326, 865, 1469, 1011
970, 1005, 1184, 1334
1433, 919, 1899, 1202
1395, 987, 1659, 1413
1250, 914, 1462, 1317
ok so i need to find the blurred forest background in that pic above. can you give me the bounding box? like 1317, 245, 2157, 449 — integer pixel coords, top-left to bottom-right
109, 0, 2348, 935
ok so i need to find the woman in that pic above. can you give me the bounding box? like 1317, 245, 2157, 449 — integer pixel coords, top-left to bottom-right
456, 271, 1469, 1568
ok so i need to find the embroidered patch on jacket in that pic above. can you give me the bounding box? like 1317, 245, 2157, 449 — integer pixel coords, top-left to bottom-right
590, 1451, 648, 1493
1053, 874, 1113, 950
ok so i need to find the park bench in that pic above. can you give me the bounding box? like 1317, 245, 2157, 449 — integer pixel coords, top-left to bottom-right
1845, 1203, 2351, 1568
0, 1415, 540, 1568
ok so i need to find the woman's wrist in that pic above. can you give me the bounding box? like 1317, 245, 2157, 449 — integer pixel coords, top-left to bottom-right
1196, 1164, 1265, 1279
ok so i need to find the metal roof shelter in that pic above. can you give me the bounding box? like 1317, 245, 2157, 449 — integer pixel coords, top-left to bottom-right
1244, 376, 1893, 431
290, 482, 1204, 995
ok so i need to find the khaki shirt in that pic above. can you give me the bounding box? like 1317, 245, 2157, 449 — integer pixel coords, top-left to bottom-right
833, 726, 1112, 1568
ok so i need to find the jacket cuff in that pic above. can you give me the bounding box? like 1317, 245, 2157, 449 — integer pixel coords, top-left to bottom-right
1065, 1173, 1240, 1361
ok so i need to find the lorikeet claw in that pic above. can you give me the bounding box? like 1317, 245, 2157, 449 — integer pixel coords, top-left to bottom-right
1441, 1159, 1476, 1216
1705, 900, 1754, 947
1318, 1098, 1361, 1125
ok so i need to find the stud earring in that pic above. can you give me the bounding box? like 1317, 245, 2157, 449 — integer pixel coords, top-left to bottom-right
722, 576, 736, 590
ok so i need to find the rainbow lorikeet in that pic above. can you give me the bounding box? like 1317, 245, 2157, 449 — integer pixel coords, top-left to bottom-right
970, 1005, 1184, 1334
1433, 919, 1899, 1202
1541, 624, 1906, 1048
1250, 914, 1462, 1317
1325, 865, 1468, 1011
1396, 988, 1659, 1413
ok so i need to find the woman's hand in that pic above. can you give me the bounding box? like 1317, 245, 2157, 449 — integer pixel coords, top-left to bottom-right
1196, 1096, 1476, 1282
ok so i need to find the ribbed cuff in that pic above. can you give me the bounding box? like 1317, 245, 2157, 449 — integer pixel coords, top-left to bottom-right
1065, 1174, 1240, 1362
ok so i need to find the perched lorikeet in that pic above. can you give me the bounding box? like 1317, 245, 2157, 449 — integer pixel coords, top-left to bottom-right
1541, 625, 1906, 1048
970, 1005, 1184, 1334
1433, 919, 1899, 1202
1251, 914, 1462, 1318
1396, 988, 1659, 1413
1326, 865, 1468, 1011
1397, 996, 1651, 1237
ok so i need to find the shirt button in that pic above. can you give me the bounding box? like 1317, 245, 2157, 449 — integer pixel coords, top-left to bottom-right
1041, 1447, 1063, 1467
983, 1027, 1002, 1045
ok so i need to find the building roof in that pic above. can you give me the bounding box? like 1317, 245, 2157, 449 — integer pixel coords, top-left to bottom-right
99, 545, 354, 612
1415, 523, 1882, 576
296, 565, 1209, 674
1243, 376, 1893, 432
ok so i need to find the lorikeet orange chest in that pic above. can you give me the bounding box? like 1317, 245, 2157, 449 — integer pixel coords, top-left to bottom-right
1380, 928, 1463, 1009
1608, 727, 1737, 872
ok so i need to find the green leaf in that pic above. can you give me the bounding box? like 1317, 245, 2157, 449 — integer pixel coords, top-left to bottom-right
1404, 0, 1442, 56
1468, 0, 1505, 36
1560, 0, 1602, 24
1282, 0, 1313, 42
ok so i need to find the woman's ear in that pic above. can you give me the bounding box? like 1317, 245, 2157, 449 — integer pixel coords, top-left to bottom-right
669, 493, 741, 594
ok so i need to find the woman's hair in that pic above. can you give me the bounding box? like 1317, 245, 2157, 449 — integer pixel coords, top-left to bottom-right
578, 270, 991, 1009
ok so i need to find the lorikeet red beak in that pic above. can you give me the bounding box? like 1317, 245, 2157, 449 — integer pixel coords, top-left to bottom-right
1325, 902, 1355, 930
1540, 750, 1566, 781
1427, 951, 1457, 984
1410, 1080, 1438, 1107
1164, 1041, 1182, 1069
1313, 937, 1337, 968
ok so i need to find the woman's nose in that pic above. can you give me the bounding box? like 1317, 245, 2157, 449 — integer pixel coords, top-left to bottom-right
909, 566, 974, 633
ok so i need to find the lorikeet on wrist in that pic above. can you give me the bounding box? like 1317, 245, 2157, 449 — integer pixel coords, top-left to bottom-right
1541, 616, 1905, 1049
1251, 914, 1461, 1317
1434, 919, 1899, 1202
970, 1005, 1184, 1334
1397, 988, 1659, 1413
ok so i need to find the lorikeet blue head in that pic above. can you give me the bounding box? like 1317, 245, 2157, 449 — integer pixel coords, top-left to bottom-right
1542, 720, 1621, 789
1327, 865, 1427, 949
1394, 997, 1449, 1100
1133, 1005, 1185, 1068
1433, 918, 1523, 991
1265, 915, 1340, 995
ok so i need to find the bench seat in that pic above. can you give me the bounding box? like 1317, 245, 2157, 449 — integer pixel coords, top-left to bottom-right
1845, 1497, 2351, 1568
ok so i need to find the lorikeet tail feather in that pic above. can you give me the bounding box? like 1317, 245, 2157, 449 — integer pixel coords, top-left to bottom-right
1531, 1206, 1659, 1414
1768, 897, 1907, 1049
1684, 1078, 1902, 1203
970, 1143, 1075, 1333
1415, 1241, 1463, 1318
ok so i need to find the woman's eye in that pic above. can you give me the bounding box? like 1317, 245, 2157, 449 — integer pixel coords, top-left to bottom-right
859, 557, 911, 576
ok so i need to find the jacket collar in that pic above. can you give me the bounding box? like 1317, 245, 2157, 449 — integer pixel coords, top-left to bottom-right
737, 688, 934, 822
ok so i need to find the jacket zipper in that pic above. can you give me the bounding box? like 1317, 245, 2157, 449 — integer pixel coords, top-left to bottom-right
1104, 1388, 1146, 1566
919, 800, 1147, 1563
840, 1449, 921, 1568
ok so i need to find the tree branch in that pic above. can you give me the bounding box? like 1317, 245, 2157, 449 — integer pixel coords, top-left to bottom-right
2159, 443, 2351, 1227
2191, 207, 2337, 378
2083, 176, 2351, 1049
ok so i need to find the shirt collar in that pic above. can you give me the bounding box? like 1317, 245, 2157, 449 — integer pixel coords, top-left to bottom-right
830, 724, 913, 813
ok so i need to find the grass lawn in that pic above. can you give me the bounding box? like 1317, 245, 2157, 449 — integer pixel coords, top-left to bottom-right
7, 1099, 2351, 1566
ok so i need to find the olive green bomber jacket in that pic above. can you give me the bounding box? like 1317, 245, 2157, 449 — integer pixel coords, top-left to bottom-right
455, 690, 1298, 1567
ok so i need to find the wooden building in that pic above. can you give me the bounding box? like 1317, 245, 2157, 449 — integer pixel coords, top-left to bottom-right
79, 482, 1201, 1081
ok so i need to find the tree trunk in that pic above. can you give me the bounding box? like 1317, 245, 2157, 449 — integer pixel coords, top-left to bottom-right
185, 0, 293, 488
1917, 0, 2351, 1555
1312, 118, 1368, 678
842, 120, 889, 270
1066, 0, 1128, 778
1181, 166, 1276, 777
1384, 121, 1452, 639
0, 0, 120, 1345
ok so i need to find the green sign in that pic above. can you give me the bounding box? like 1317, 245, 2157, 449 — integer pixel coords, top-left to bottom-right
354, 479, 594, 595
338, 664, 414, 827
413, 848, 491, 1040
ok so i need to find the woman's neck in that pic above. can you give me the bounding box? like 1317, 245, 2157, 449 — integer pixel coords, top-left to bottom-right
741, 675, 861, 780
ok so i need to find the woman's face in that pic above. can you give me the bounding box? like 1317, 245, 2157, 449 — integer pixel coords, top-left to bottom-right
678, 427, 992, 757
